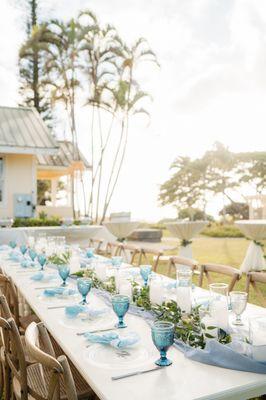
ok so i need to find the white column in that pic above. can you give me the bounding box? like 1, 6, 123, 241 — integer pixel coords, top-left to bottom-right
51, 178, 58, 206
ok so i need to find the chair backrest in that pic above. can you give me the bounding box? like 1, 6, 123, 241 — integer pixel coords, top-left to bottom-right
198, 263, 241, 292
25, 322, 78, 400
137, 247, 163, 272
119, 244, 140, 265
0, 316, 28, 400
88, 238, 104, 254
0, 275, 20, 327
167, 256, 199, 277
105, 242, 123, 257
246, 271, 266, 307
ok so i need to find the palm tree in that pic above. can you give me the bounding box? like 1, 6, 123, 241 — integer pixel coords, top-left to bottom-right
79, 11, 124, 222
100, 38, 159, 223
44, 18, 84, 218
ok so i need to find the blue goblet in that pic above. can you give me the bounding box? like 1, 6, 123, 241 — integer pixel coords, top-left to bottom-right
111, 256, 123, 268
9, 241, 17, 249
20, 244, 28, 255
58, 264, 70, 286
151, 321, 174, 367
29, 249, 37, 262
77, 278, 92, 304
86, 248, 95, 258
112, 294, 130, 328
38, 254, 47, 271
140, 265, 152, 287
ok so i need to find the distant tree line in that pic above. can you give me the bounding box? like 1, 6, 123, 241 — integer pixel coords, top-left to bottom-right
159, 142, 266, 220
18, 0, 159, 222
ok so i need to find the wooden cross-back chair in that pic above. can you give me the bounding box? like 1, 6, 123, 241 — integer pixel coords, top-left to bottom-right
167, 256, 199, 277
88, 238, 104, 255
198, 263, 241, 292
0, 316, 95, 400
137, 247, 163, 272
246, 271, 266, 307
0, 273, 39, 332
119, 244, 140, 265
105, 242, 123, 258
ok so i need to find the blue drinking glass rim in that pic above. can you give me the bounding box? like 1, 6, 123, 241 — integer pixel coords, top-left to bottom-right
140, 264, 152, 270
77, 277, 92, 283
112, 294, 130, 303
152, 321, 175, 331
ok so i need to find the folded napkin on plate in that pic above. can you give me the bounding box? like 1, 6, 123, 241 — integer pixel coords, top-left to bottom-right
9, 251, 23, 262
21, 259, 36, 268
65, 305, 107, 319
174, 338, 266, 374
30, 272, 57, 282
84, 331, 140, 349
43, 287, 76, 297
0, 245, 9, 251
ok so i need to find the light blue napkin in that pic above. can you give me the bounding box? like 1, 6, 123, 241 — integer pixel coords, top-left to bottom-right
21, 259, 36, 268
43, 288, 77, 297
84, 331, 140, 349
30, 272, 57, 282
9, 251, 23, 262
174, 339, 266, 374
65, 305, 107, 319
0, 245, 9, 251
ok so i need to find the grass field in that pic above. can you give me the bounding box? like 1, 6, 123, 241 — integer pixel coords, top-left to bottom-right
155, 236, 266, 306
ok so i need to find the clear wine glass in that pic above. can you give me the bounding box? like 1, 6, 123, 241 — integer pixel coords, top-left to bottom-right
230, 291, 247, 326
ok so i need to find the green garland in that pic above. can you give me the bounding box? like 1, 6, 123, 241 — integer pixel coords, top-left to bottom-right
181, 239, 193, 247
73, 269, 231, 349
48, 250, 72, 265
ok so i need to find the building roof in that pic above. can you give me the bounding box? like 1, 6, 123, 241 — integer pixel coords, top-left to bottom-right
37, 140, 90, 170
0, 106, 59, 155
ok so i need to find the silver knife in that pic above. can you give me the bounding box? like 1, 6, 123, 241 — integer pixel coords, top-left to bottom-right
34, 286, 58, 290
111, 366, 163, 380
77, 327, 119, 336
47, 305, 68, 310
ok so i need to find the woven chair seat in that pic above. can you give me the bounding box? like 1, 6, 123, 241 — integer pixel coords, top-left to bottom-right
13, 362, 94, 400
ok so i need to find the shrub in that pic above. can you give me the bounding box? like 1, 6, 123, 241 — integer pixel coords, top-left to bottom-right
12, 217, 61, 227
202, 223, 244, 238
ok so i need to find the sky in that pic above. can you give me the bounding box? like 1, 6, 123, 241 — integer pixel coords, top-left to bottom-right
0, 0, 265, 221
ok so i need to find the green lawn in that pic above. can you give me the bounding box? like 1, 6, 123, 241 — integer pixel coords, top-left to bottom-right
155, 236, 266, 307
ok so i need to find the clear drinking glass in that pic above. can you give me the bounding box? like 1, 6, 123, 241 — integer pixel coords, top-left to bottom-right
249, 316, 266, 362
151, 321, 175, 366
229, 291, 247, 326
77, 278, 92, 304
58, 264, 70, 286
111, 294, 130, 328
209, 283, 229, 331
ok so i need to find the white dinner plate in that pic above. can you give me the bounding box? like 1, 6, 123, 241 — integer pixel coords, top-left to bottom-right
84, 343, 154, 369
59, 312, 116, 330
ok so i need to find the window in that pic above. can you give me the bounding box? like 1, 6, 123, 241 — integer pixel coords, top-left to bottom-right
0, 157, 4, 203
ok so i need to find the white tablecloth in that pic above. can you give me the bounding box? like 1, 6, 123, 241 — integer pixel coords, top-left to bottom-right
235, 220, 266, 272
166, 221, 207, 258
1, 251, 266, 400
0, 225, 115, 246
104, 221, 140, 241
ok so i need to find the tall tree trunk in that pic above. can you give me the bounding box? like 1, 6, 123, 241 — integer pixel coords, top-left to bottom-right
88, 106, 95, 220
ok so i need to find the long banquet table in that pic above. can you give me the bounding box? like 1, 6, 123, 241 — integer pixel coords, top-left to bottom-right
1, 251, 266, 400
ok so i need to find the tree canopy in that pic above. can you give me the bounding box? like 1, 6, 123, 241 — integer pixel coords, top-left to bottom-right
159, 142, 266, 218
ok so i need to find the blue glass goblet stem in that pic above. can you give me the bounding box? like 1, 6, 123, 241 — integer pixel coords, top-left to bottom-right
111, 295, 130, 328
38, 254, 47, 271
29, 249, 37, 262
77, 278, 92, 304
140, 265, 152, 287
20, 245, 28, 255
58, 265, 70, 286
151, 321, 174, 367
